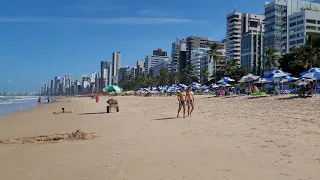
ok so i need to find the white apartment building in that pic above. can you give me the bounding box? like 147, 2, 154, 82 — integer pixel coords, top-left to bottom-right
190, 41, 226, 84
171, 38, 186, 73
288, 9, 320, 49
153, 59, 172, 76
144, 55, 171, 74
226, 12, 264, 63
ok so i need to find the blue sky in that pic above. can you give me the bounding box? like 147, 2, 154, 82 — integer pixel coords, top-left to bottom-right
0, 0, 266, 92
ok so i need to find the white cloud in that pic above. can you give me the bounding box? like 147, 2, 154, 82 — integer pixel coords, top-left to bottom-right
0, 16, 204, 24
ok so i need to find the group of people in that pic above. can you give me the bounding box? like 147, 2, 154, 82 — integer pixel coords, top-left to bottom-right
37, 96, 50, 104
177, 86, 195, 118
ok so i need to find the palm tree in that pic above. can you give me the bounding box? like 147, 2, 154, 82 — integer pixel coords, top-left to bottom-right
305, 32, 320, 68
208, 43, 221, 82
264, 47, 280, 76
202, 68, 209, 84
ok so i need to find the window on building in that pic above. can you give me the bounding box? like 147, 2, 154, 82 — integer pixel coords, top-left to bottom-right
318, 21, 320, 24
289, 41, 296, 45
297, 39, 304, 44
290, 34, 296, 39
297, 20, 304, 25
289, 17, 297, 21
318, 27, 320, 31
297, 15, 303, 19
306, 25, 317, 30
306, 19, 316, 24
297, 32, 304, 38
290, 22, 296, 27
297, 26, 305, 31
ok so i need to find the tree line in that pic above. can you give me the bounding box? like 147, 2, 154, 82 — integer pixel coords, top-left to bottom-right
120, 33, 320, 91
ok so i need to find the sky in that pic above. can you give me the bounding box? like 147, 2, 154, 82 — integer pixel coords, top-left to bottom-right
0, 0, 268, 92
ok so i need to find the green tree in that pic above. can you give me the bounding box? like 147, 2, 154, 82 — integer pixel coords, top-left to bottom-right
202, 68, 209, 84
208, 42, 221, 82
181, 64, 198, 85
157, 68, 171, 86
264, 47, 280, 76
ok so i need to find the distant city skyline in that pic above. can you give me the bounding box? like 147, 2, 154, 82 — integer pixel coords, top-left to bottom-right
0, 0, 266, 92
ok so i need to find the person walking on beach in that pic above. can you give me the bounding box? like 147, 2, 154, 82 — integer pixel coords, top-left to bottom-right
177, 87, 187, 118
47, 97, 50, 104
186, 86, 195, 116
38, 96, 42, 105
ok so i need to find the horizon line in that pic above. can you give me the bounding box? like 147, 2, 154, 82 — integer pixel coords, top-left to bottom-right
0, 16, 207, 24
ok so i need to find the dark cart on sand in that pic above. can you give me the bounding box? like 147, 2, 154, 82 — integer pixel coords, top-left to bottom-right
106, 98, 119, 113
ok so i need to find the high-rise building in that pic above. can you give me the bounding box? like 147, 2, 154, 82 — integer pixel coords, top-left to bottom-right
112, 52, 121, 85
288, 9, 320, 50
95, 73, 101, 93
145, 55, 171, 74
171, 38, 186, 73
82, 77, 91, 94
264, 0, 320, 54
136, 60, 145, 75
153, 48, 168, 56
241, 29, 264, 75
91, 72, 96, 83
101, 61, 112, 89
118, 66, 136, 83
226, 12, 264, 63
190, 41, 226, 84
153, 59, 172, 76
178, 42, 187, 72
50, 80, 54, 95
186, 36, 213, 62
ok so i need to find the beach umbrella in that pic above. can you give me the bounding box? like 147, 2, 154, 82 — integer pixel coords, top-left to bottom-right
279, 76, 299, 83
209, 83, 219, 89
217, 77, 235, 83
219, 82, 231, 87
300, 67, 320, 79
265, 69, 290, 78
200, 85, 208, 90
253, 78, 271, 84
104, 85, 123, 93
294, 78, 313, 86
238, 74, 260, 83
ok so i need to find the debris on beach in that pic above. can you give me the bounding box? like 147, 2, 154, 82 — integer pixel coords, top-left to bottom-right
0, 129, 97, 144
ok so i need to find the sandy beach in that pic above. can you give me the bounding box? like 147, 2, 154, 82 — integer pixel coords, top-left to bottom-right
0, 95, 320, 180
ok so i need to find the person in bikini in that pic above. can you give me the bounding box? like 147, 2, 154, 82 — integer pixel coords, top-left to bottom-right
186, 86, 195, 116
177, 87, 187, 118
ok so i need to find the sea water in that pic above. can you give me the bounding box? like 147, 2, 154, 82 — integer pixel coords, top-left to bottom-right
0, 96, 40, 116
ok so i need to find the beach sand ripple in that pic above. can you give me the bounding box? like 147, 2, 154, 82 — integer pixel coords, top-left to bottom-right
0, 129, 97, 144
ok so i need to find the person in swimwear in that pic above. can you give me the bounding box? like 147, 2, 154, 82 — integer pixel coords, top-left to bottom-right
177, 87, 187, 118
186, 86, 195, 116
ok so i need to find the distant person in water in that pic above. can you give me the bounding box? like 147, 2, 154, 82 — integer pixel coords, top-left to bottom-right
177, 87, 187, 118
38, 96, 42, 104
186, 86, 195, 116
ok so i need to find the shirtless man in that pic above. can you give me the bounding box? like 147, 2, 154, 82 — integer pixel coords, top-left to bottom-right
186, 86, 195, 116
177, 87, 187, 118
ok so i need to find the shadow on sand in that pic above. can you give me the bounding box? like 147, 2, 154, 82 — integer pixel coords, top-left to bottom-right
152, 117, 178, 121
246, 96, 269, 99
276, 95, 312, 100
78, 112, 108, 115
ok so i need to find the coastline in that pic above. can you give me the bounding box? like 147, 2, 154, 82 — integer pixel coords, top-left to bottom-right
0, 96, 60, 117
1, 95, 320, 180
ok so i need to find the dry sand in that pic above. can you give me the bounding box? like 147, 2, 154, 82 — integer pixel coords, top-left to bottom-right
0, 95, 320, 180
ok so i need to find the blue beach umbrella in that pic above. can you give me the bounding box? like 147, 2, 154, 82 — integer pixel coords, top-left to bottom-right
300, 67, 320, 79
209, 83, 219, 89
238, 74, 260, 83
253, 78, 271, 84
219, 82, 231, 87
279, 76, 299, 83
265, 69, 290, 79
217, 77, 235, 83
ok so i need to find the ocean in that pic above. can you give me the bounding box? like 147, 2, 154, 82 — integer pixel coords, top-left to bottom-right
0, 96, 41, 116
